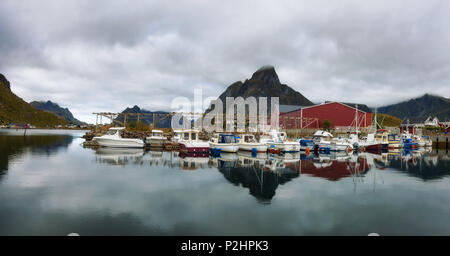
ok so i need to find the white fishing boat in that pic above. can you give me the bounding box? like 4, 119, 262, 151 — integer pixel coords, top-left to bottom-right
178, 129, 210, 153
413, 135, 432, 147
312, 130, 353, 152
266, 130, 300, 153
145, 130, 167, 146
93, 127, 145, 148
238, 134, 268, 152
209, 133, 239, 153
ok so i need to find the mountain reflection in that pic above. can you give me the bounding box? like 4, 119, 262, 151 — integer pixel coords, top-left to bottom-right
215, 153, 300, 203
92, 147, 450, 199
0, 134, 74, 174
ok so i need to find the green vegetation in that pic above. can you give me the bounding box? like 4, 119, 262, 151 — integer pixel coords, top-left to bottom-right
0, 76, 68, 127
373, 113, 402, 128
126, 121, 151, 131
322, 119, 332, 131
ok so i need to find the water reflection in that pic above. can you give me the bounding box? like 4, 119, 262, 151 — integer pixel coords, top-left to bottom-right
216, 153, 300, 203
95, 148, 145, 166
1, 130, 450, 235
91, 146, 450, 195
0, 134, 74, 174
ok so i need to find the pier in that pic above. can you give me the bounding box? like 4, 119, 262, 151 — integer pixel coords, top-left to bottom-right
432, 136, 450, 149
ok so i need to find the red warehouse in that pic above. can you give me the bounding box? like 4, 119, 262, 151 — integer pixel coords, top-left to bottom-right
279, 102, 373, 129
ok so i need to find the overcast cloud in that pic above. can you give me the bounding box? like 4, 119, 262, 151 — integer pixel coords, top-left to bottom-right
1, 0, 449, 123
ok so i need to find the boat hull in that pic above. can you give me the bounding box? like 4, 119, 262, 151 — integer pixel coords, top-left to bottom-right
93, 137, 145, 148
145, 138, 167, 146
318, 142, 350, 152
268, 142, 300, 153
179, 141, 210, 153
238, 143, 267, 152
209, 142, 239, 153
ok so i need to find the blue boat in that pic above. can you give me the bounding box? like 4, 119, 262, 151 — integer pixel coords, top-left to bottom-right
299, 139, 315, 151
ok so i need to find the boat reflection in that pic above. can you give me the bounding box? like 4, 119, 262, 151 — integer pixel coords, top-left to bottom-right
95, 147, 145, 166
179, 152, 210, 171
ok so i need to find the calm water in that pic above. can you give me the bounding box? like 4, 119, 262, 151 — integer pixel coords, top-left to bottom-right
1, 129, 449, 235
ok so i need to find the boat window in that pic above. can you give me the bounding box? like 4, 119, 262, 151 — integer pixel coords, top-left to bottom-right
220, 135, 236, 143
153, 132, 161, 137
106, 130, 117, 135
191, 133, 197, 140
183, 133, 189, 140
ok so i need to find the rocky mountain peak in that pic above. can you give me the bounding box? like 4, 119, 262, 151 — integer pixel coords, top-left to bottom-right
0, 73, 11, 90
250, 65, 280, 85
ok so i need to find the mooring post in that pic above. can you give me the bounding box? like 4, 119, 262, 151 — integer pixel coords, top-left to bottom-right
95, 114, 98, 133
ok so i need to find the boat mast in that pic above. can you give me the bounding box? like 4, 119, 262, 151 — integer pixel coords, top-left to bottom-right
355, 104, 359, 134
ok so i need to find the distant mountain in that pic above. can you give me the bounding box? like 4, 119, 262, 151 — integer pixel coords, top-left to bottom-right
378, 94, 450, 123
0, 74, 68, 126
115, 105, 171, 128
30, 100, 84, 125
212, 66, 313, 112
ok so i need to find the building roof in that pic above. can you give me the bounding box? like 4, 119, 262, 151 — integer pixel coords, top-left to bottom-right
326, 101, 372, 113
279, 104, 306, 113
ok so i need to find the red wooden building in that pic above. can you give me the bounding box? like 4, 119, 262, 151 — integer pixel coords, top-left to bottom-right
279, 102, 372, 129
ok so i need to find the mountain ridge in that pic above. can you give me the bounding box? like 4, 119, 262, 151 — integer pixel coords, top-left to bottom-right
0, 74, 68, 126
115, 105, 171, 128
30, 100, 85, 125
377, 94, 450, 123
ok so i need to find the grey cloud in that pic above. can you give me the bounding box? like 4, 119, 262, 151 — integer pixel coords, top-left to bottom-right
1, 0, 449, 123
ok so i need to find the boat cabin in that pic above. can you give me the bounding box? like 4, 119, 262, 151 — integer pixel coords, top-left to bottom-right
151, 130, 164, 138
181, 130, 200, 141
375, 129, 388, 143
240, 134, 258, 143
210, 134, 237, 144
312, 130, 333, 142
105, 127, 126, 136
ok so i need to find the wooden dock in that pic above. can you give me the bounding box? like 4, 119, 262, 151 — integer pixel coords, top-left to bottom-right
431, 136, 449, 149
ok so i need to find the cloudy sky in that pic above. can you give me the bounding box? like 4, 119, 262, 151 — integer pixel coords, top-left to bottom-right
1, 0, 449, 123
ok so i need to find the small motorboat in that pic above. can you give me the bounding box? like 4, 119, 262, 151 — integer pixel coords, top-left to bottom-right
313, 130, 353, 152
412, 135, 432, 147
400, 132, 419, 149
178, 129, 210, 153
145, 130, 167, 147
238, 134, 267, 152
209, 133, 239, 153
266, 130, 300, 153
93, 127, 145, 148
